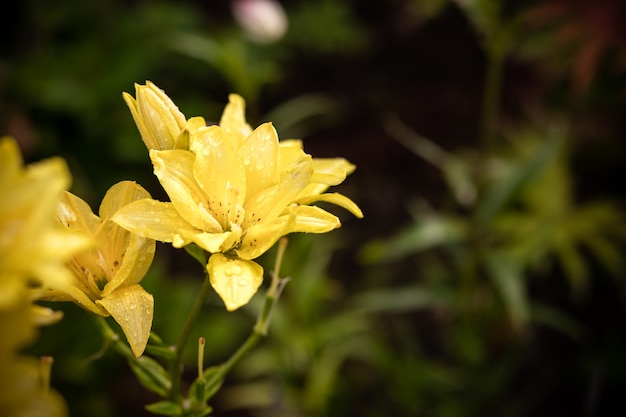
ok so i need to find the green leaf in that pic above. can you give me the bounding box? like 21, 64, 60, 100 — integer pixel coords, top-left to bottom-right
486, 253, 529, 329
144, 401, 183, 416
476, 132, 561, 223
350, 285, 452, 313
128, 356, 172, 397
359, 214, 467, 263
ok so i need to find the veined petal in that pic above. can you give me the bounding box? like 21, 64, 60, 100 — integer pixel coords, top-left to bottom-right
293, 192, 364, 218
101, 231, 155, 297
176, 116, 207, 150
99, 181, 152, 219
296, 158, 357, 197
173, 227, 241, 253
124, 81, 187, 150
0, 136, 22, 186
207, 253, 263, 311
39, 277, 109, 316
219, 94, 253, 147
112, 199, 198, 243
150, 149, 222, 232
240, 122, 280, 198
243, 154, 313, 227
310, 157, 356, 185
191, 126, 246, 228
237, 205, 340, 260
57, 192, 101, 235
97, 284, 154, 357
95, 182, 155, 293
278, 140, 308, 171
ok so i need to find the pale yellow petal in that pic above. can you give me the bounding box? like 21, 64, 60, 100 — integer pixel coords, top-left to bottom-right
99, 181, 152, 220
191, 126, 246, 228
57, 191, 101, 235
0, 136, 22, 185
123, 91, 156, 149
176, 116, 206, 150
278, 140, 308, 171
240, 122, 280, 198
174, 225, 241, 253
219, 94, 253, 147
207, 254, 263, 311
112, 199, 198, 243
244, 154, 313, 227
97, 284, 154, 357
134, 82, 186, 150
237, 205, 340, 260
30, 305, 64, 326
150, 149, 222, 232
293, 192, 363, 218
101, 231, 155, 297
311, 158, 355, 184
39, 276, 108, 316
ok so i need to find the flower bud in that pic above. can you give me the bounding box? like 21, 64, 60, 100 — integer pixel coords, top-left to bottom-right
123, 81, 187, 150
232, 0, 288, 44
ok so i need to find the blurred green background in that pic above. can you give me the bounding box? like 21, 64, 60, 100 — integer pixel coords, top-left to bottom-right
3, 0, 626, 416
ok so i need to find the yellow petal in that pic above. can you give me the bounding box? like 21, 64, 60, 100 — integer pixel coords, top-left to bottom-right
310, 158, 356, 185
101, 231, 155, 297
191, 126, 246, 228
99, 181, 152, 219
39, 276, 109, 316
219, 94, 253, 147
124, 81, 187, 150
174, 226, 241, 253
176, 116, 206, 150
237, 205, 340, 259
244, 153, 313, 227
293, 192, 363, 218
112, 199, 198, 243
97, 284, 154, 357
207, 254, 263, 311
240, 122, 280, 198
30, 305, 64, 326
150, 149, 222, 232
0, 136, 22, 184
57, 191, 101, 234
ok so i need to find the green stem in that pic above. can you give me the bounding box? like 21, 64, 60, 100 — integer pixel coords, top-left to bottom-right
169, 272, 214, 402
206, 239, 289, 387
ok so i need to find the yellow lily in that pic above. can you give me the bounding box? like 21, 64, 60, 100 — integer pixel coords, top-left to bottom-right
41, 181, 156, 357
114, 87, 362, 311
0, 137, 91, 310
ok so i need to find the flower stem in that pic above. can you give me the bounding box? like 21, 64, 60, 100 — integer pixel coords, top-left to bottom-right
169, 271, 214, 402
205, 239, 289, 387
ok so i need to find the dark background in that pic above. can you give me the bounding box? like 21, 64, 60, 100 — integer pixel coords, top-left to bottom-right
3, 0, 626, 416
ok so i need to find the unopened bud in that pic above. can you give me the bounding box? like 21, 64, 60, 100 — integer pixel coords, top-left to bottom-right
232, 0, 288, 44
123, 81, 187, 150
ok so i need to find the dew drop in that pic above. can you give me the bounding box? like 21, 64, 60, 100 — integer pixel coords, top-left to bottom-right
238, 278, 249, 287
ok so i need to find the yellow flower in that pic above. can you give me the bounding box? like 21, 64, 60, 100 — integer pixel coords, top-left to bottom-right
0, 137, 91, 310
113, 87, 362, 311
40, 181, 156, 357
123, 81, 206, 151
